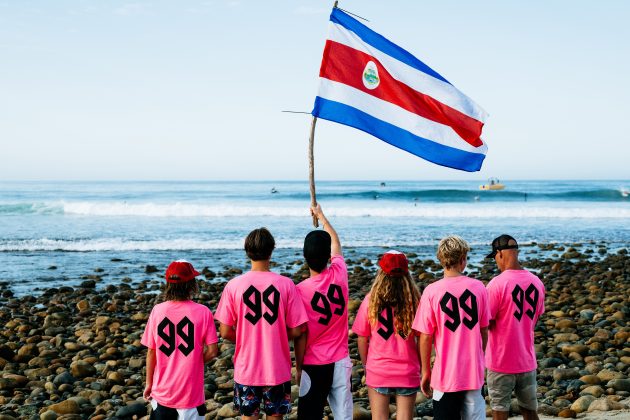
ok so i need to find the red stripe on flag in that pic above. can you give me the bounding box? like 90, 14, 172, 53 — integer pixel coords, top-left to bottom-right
320, 41, 484, 148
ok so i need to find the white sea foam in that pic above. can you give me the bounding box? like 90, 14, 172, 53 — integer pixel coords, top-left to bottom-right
57, 201, 630, 219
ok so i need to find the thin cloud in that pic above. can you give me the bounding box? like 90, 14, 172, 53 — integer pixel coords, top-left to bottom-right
114, 2, 148, 16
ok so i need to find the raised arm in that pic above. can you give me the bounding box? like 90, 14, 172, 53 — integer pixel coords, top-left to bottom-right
311, 204, 341, 256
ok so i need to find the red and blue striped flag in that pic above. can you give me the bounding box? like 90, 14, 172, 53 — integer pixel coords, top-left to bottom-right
312, 8, 488, 172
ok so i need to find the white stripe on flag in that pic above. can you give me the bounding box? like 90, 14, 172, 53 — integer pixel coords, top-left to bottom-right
328, 22, 488, 123
317, 78, 488, 155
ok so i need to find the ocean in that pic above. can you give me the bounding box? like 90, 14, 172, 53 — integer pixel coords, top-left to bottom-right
1, 180, 628, 295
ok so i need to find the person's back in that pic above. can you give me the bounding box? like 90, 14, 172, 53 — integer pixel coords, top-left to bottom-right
295, 205, 353, 420
485, 235, 545, 420
486, 269, 544, 373
219, 270, 306, 385
353, 251, 421, 420
215, 227, 308, 419
142, 260, 219, 418
413, 236, 489, 420
417, 275, 488, 392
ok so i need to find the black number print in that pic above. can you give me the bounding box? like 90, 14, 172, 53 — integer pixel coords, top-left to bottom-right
440, 292, 461, 332
440, 290, 479, 332
262, 285, 280, 324
377, 307, 395, 340
243, 285, 281, 325
328, 284, 345, 315
460, 289, 479, 329
311, 292, 332, 325
243, 285, 263, 325
177, 317, 195, 356
512, 284, 539, 321
310, 284, 346, 325
158, 317, 176, 356
158, 316, 196, 357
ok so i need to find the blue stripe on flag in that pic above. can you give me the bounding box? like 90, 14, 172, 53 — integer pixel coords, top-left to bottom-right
330, 8, 451, 85
312, 96, 485, 172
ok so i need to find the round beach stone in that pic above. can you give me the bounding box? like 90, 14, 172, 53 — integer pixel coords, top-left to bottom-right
39, 410, 58, 420
570, 395, 596, 413
580, 385, 605, 397
46, 399, 80, 415
553, 368, 581, 381
608, 378, 630, 392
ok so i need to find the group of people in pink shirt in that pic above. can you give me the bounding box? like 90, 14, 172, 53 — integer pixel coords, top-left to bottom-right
141, 205, 545, 420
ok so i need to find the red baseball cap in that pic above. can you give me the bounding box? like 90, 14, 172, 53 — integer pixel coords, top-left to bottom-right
378, 250, 409, 275
165, 260, 200, 283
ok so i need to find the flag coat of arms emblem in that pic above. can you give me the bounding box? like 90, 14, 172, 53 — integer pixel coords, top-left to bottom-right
312, 8, 489, 172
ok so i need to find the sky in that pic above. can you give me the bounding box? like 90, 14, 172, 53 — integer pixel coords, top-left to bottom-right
1, 1, 629, 181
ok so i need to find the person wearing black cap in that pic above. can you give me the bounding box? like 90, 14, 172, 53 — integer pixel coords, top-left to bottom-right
485, 235, 545, 420
295, 204, 353, 420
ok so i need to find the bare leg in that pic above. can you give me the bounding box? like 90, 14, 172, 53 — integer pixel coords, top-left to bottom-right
492, 410, 509, 420
520, 407, 539, 420
394, 394, 416, 420
367, 387, 391, 420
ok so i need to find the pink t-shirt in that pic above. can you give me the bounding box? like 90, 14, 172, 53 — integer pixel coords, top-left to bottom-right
352, 293, 420, 388
141, 300, 218, 409
214, 271, 308, 386
412, 276, 490, 393
296, 255, 349, 365
486, 269, 545, 373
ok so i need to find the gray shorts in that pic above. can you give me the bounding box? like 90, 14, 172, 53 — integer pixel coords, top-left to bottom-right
487, 369, 538, 412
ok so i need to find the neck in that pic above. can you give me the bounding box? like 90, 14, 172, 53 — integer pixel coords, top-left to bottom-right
444, 267, 463, 277
503, 261, 523, 271
251, 260, 271, 272
309, 268, 321, 277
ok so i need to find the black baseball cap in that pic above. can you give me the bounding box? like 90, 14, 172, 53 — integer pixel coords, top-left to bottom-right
486, 234, 518, 259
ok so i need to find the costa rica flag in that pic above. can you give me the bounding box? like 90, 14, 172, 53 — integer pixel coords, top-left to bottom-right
312, 8, 489, 172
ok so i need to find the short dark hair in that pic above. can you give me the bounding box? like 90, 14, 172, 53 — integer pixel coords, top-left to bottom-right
303, 230, 331, 273
163, 279, 199, 301
245, 227, 275, 261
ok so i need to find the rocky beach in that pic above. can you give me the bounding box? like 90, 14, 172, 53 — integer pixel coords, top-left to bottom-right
0, 243, 628, 420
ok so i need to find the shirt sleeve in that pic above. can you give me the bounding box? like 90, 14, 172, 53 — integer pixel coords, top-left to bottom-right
141, 308, 156, 349
478, 286, 490, 328
285, 281, 309, 328
351, 298, 371, 337
205, 309, 219, 345
214, 283, 236, 327
328, 255, 348, 283
412, 291, 435, 335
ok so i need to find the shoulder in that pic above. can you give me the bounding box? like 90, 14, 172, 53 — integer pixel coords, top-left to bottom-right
274, 273, 298, 289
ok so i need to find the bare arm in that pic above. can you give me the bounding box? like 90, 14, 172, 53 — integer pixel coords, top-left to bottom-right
311, 204, 341, 256
481, 326, 488, 353
419, 333, 433, 397
294, 331, 307, 384
203, 343, 219, 363
287, 324, 304, 339
219, 323, 236, 343
357, 336, 369, 366
143, 348, 156, 400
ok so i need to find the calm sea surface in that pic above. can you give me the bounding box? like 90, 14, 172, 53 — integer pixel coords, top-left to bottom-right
1, 180, 628, 294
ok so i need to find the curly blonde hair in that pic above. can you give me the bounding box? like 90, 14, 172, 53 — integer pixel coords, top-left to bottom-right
437, 235, 470, 269
368, 270, 420, 339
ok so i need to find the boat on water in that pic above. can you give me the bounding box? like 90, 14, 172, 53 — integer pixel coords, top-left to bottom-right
479, 178, 505, 190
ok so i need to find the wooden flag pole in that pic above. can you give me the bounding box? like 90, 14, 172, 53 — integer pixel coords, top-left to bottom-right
308, 116, 319, 227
